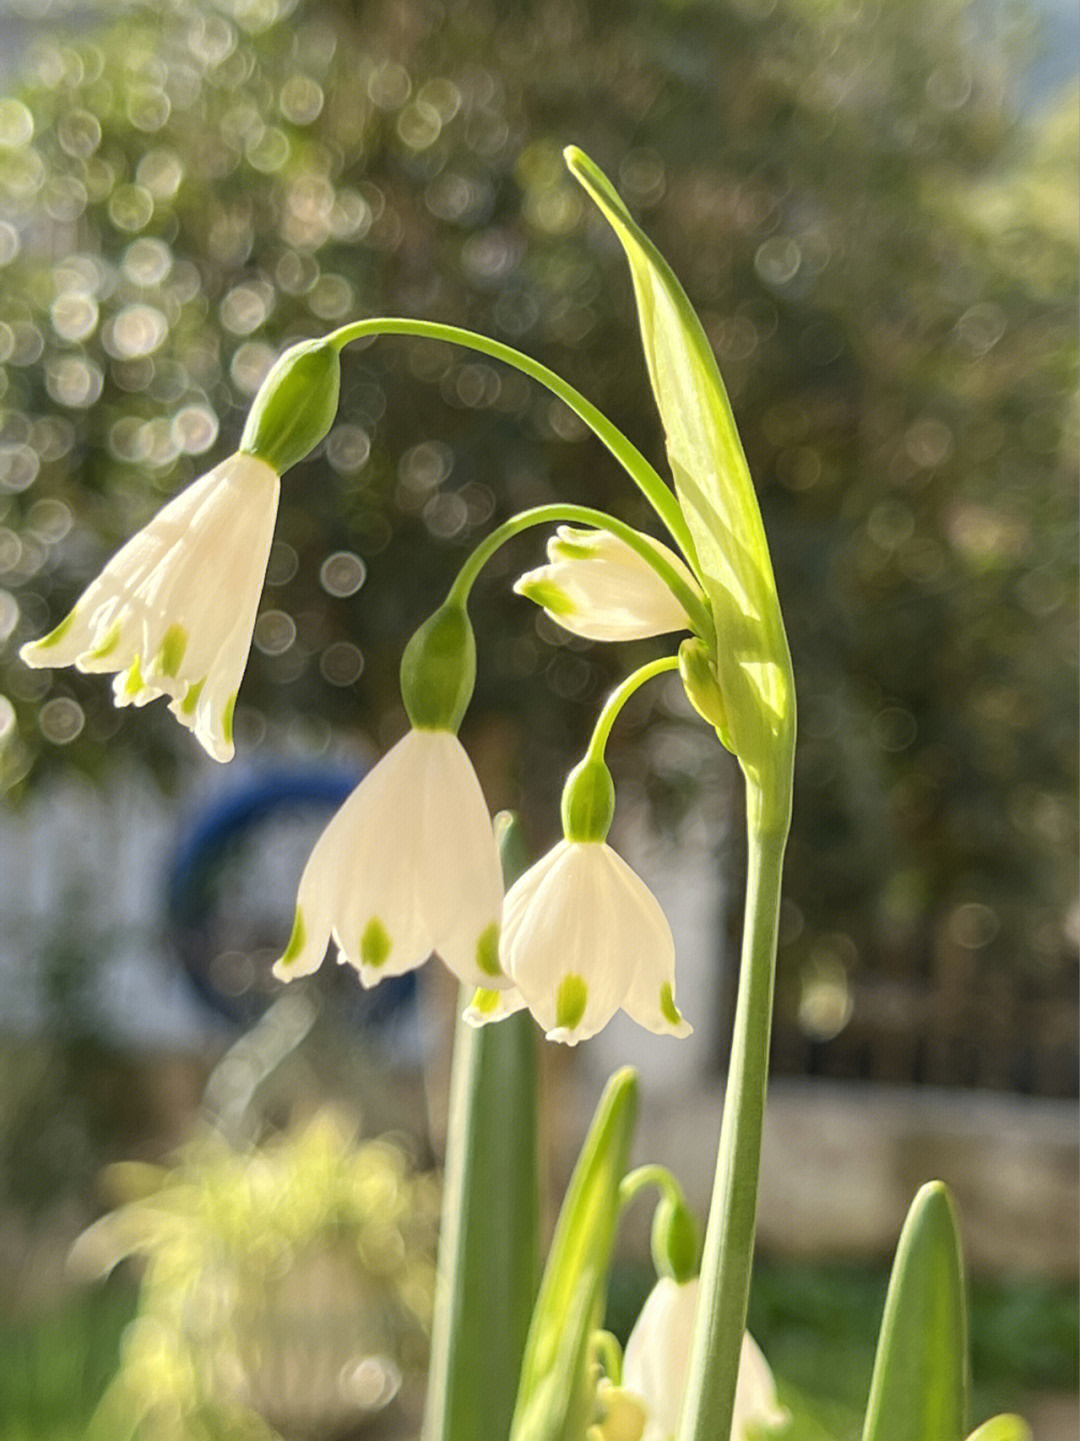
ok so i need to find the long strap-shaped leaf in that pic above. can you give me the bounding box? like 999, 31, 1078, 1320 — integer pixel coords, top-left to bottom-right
566, 146, 794, 805
862, 1181, 970, 1441
510, 1067, 639, 1441
422, 816, 541, 1441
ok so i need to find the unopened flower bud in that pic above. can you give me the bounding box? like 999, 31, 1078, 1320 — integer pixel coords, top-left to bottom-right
240, 337, 341, 474
678, 636, 731, 745
651, 1192, 700, 1285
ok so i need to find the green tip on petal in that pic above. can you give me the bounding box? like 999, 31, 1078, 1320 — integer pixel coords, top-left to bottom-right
33, 608, 78, 650
556, 974, 588, 1032
469, 986, 502, 1015
361, 917, 392, 969
549, 534, 595, 561
180, 677, 206, 716
475, 922, 502, 978
88, 621, 122, 661
122, 657, 146, 697
156, 623, 188, 678
517, 577, 576, 617
279, 907, 306, 967
222, 692, 237, 747
660, 982, 683, 1027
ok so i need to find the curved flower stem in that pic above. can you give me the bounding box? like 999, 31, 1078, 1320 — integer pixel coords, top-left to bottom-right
590, 1329, 625, 1388
586, 655, 681, 763
618, 1163, 687, 1211
446, 503, 714, 647
326, 316, 700, 570
676, 761, 794, 1441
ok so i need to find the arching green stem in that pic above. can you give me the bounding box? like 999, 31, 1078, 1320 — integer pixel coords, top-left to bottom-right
327, 316, 700, 571
586, 655, 680, 763
619, 1163, 686, 1211
446, 503, 714, 646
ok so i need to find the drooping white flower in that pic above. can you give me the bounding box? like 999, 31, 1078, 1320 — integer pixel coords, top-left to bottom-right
20, 452, 279, 762
473, 838, 692, 1045
595, 1278, 787, 1441
273, 728, 507, 991
515, 526, 703, 642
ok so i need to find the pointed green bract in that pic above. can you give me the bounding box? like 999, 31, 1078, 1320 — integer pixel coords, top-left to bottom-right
565, 147, 794, 794
509, 1067, 638, 1441
862, 1181, 970, 1441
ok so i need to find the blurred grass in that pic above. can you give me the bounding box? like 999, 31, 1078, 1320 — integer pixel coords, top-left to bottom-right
0, 1263, 1075, 1439
749, 1260, 1080, 1440
0, 1276, 135, 1441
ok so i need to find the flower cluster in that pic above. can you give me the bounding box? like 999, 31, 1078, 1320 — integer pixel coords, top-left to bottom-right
20, 319, 711, 1043
23, 473, 702, 1043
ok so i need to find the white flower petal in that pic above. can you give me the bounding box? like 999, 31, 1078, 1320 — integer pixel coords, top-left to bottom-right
20, 452, 279, 762
514, 526, 702, 642
462, 983, 529, 1028
623, 1278, 787, 1441
499, 839, 690, 1044
273, 730, 505, 993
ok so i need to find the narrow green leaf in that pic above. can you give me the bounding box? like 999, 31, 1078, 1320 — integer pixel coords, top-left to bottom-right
421, 814, 541, 1441
862, 1181, 970, 1441
565, 146, 794, 790
510, 1066, 640, 1441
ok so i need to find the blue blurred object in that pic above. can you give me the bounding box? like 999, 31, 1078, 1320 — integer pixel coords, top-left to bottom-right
165, 767, 417, 1027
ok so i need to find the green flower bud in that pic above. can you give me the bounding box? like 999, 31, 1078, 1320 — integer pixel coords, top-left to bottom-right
678, 636, 732, 748
400, 601, 476, 732
239, 338, 341, 474
650, 1191, 700, 1285
561, 756, 615, 843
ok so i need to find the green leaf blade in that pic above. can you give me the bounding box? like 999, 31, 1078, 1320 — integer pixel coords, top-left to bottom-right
422, 815, 541, 1441
565, 146, 794, 789
862, 1181, 970, 1441
510, 1066, 639, 1441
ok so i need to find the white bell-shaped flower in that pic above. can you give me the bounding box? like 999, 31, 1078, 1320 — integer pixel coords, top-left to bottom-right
20, 452, 279, 762
477, 838, 692, 1045
273, 728, 507, 991
596, 1277, 787, 1441
515, 526, 703, 642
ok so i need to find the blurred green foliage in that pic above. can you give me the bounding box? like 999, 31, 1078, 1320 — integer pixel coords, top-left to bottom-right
0, 0, 1074, 1086
68, 1109, 438, 1440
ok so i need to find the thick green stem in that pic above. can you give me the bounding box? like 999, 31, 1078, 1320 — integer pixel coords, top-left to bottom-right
327, 316, 699, 568
675, 762, 793, 1441
422, 816, 541, 1441
447, 504, 714, 647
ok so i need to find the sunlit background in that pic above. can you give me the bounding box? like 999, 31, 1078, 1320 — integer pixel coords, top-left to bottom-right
0, 0, 1075, 1437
